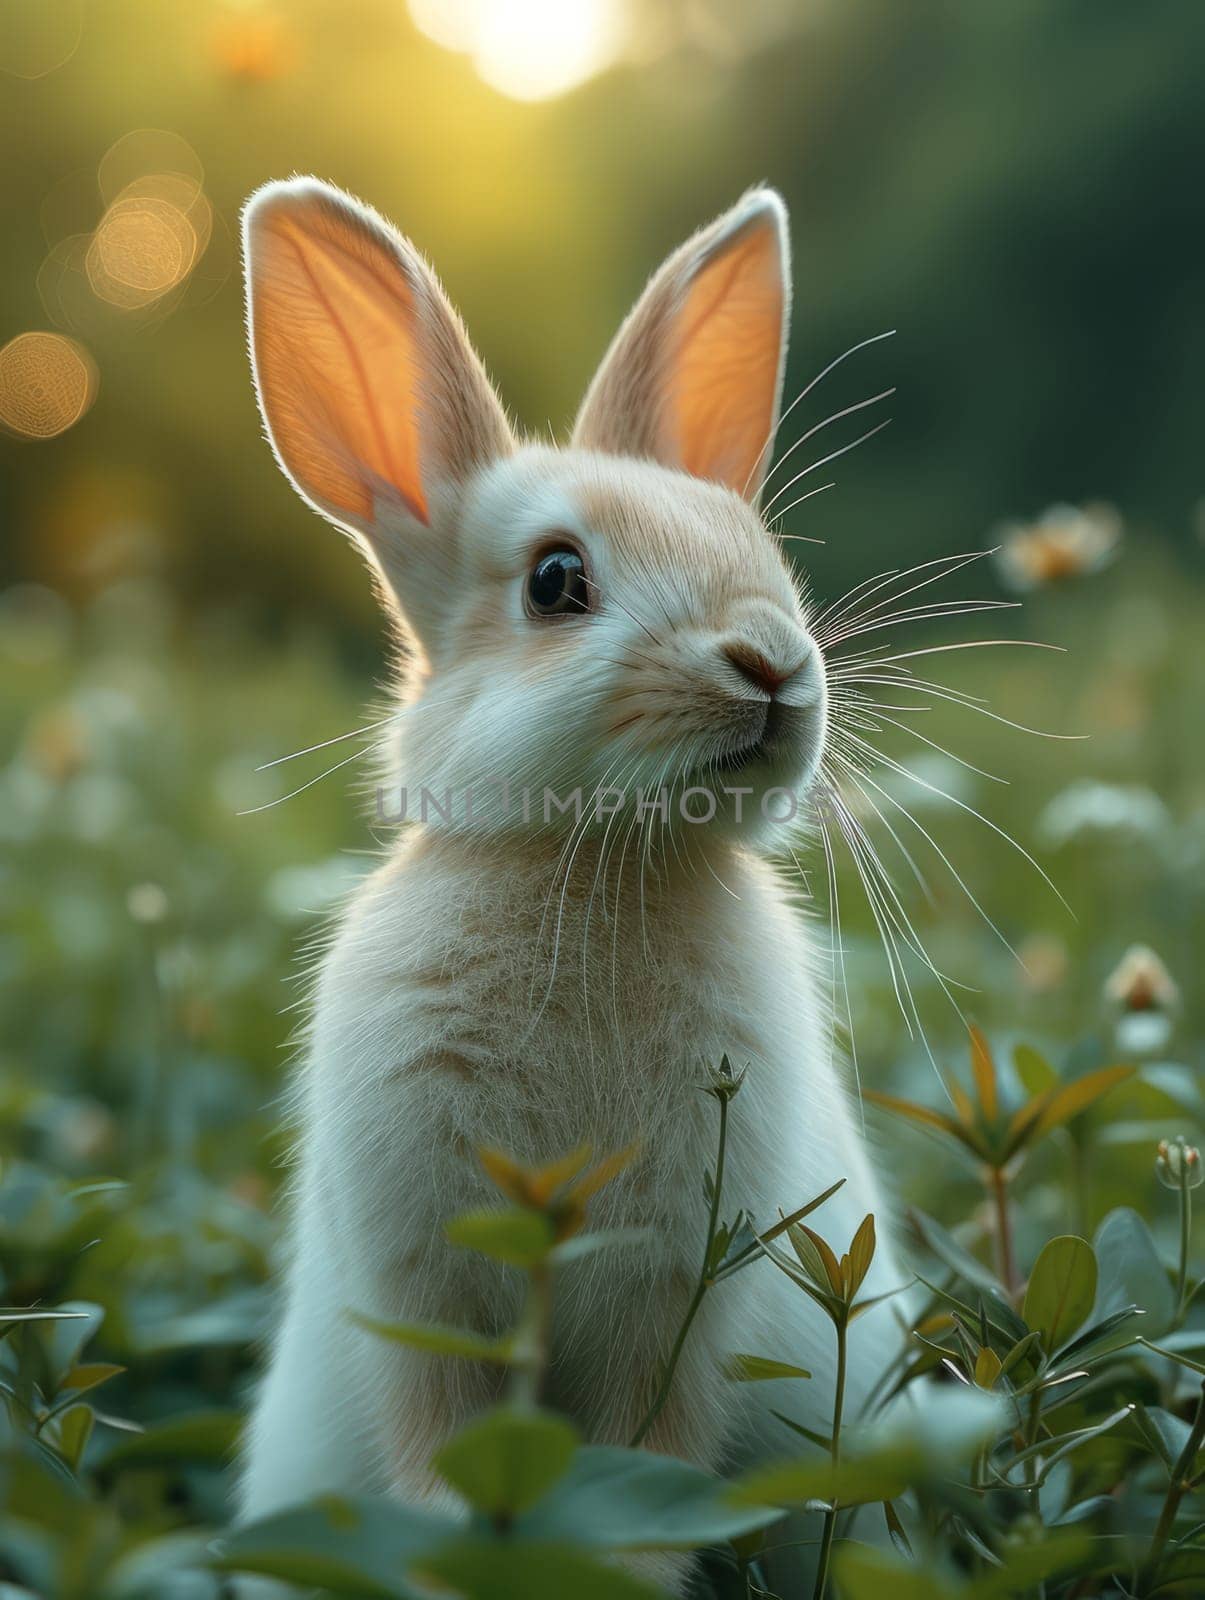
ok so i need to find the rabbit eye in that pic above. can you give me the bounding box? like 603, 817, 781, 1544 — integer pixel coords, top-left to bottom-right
526, 548, 590, 618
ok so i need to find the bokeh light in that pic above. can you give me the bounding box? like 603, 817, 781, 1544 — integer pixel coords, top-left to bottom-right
86, 184, 207, 309
36, 133, 217, 329
0, 331, 97, 440
408, 0, 629, 100
211, 8, 295, 81
0, 0, 83, 79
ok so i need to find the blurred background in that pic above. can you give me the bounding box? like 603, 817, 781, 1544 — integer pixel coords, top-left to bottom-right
1, 6, 1204, 1581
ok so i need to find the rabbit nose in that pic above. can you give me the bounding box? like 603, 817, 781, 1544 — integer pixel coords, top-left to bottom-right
723, 640, 807, 697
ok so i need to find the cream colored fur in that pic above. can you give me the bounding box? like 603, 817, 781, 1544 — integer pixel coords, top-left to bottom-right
238, 180, 902, 1598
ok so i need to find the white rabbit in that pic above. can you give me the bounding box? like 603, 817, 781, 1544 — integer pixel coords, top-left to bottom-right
238, 179, 902, 1596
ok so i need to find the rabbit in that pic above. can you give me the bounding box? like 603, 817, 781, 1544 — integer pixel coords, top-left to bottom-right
237, 178, 904, 1597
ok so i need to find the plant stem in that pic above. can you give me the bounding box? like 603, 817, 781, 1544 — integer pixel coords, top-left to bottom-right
630, 1093, 729, 1446
509, 1259, 551, 1409
1138, 1379, 1205, 1595
1024, 1385, 1044, 1499
812, 1318, 847, 1600
989, 1165, 1017, 1300
1174, 1164, 1193, 1326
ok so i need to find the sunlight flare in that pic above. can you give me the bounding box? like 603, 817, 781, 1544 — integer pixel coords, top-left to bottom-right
408, 0, 629, 100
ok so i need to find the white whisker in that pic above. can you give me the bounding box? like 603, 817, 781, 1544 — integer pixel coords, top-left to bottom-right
256, 713, 400, 771
812, 548, 994, 639
747, 328, 896, 500
834, 671, 1084, 739
761, 417, 893, 518
237, 743, 379, 815
761, 387, 894, 509
827, 688, 1007, 784
837, 727, 1072, 918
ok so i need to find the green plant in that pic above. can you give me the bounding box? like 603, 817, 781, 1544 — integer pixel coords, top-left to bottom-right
866, 1027, 1132, 1298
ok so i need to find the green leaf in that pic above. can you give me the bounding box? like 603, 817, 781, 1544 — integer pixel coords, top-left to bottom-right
211, 1494, 458, 1596
518, 1444, 783, 1549
98, 1409, 240, 1469
910, 1209, 1003, 1296
547, 1227, 648, 1265
971, 1530, 1092, 1596
882, 1498, 913, 1557
100, 1529, 218, 1597
763, 1180, 848, 1239
1050, 1494, 1115, 1526
999, 1330, 1043, 1379
413, 1540, 662, 1600
916, 1275, 1029, 1349
1093, 1207, 1176, 1335
444, 1208, 555, 1266
973, 1347, 1002, 1389
847, 1214, 877, 1297
57, 1404, 93, 1472
1140, 1063, 1205, 1119
434, 1407, 578, 1516
729, 1453, 903, 1512
1026, 1065, 1134, 1140
969, 1024, 999, 1121
1023, 1236, 1097, 1355
724, 1354, 812, 1383
1000, 1406, 1133, 1486
39, 1300, 104, 1383
863, 1091, 973, 1149
1013, 1043, 1058, 1097
849, 1283, 911, 1321
1054, 1304, 1143, 1367
0, 1308, 91, 1325
762, 1239, 843, 1317
733, 1387, 1005, 1509
1132, 1403, 1193, 1469
61, 1362, 124, 1397
350, 1313, 514, 1364
769, 1410, 832, 1451
793, 1224, 844, 1296
716, 1180, 849, 1282
833, 1544, 959, 1600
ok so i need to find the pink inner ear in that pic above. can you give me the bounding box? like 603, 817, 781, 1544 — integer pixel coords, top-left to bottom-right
667, 219, 786, 495
250, 196, 430, 526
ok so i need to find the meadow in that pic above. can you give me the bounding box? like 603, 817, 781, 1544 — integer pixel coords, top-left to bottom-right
1, 519, 1202, 1597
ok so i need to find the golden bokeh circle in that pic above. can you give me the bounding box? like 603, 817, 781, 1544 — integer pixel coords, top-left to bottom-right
82, 174, 212, 312
0, 332, 97, 440
86, 195, 198, 306
0, 0, 84, 80
97, 130, 204, 208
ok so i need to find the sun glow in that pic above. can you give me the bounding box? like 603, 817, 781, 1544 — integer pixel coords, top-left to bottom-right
407, 0, 628, 101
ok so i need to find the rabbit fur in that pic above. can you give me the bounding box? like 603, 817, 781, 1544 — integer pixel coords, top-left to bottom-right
237, 178, 904, 1596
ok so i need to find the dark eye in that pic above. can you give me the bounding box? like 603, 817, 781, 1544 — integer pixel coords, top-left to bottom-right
526, 548, 590, 617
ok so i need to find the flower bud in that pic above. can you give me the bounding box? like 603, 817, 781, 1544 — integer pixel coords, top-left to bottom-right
1156, 1137, 1203, 1191
700, 1055, 747, 1102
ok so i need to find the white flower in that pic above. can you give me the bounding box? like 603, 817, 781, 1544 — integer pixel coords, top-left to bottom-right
1105, 945, 1179, 1014
992, 502, 1121, 592
1106, 945, 1179, 1057
127, 881, 169, 924
1037, 781, 1169, 849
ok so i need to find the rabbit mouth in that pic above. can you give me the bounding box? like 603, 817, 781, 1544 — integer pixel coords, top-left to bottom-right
706, 700, 821, 780
709, 701, 785, 774
712, 732, 769, 774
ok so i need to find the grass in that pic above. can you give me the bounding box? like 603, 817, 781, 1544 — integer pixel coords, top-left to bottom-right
0, 540, 1201, 1597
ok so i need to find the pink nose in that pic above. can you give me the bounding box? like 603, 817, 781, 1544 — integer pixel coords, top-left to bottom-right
723, 641, 803, 697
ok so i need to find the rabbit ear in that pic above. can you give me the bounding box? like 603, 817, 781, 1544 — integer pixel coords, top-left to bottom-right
243, 178, 512, 537
573, 188, 790, 503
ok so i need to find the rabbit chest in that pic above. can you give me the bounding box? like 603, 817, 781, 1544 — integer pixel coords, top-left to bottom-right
296, 826, 857, 1317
